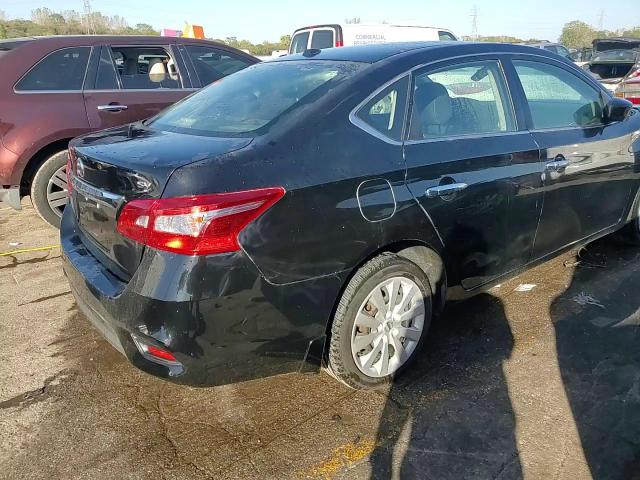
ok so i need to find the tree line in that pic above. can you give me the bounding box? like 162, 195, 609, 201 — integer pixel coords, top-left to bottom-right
2, 8, 639, 54
0, 7, 288, 56
466, 21, 640, 49
559, 21, 640, 49
0, 8, 158, 38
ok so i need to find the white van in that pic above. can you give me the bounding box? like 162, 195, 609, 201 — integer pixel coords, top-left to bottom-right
288, 24, 458, 54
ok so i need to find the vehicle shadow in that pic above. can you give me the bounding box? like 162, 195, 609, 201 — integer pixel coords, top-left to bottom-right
369, 292, 522, 479
551, 237, 640, 479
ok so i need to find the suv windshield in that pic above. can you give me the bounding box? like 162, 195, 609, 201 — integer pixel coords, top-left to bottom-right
150, 60, 364, 137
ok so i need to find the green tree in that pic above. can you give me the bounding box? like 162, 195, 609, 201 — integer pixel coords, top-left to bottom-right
560, 20, 599, 49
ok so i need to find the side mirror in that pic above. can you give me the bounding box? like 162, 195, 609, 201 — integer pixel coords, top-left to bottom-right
605, 97, 633, 123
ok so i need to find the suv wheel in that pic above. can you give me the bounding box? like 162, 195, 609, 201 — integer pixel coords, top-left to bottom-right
328, 254, 432, 389
30, 150, 69, 228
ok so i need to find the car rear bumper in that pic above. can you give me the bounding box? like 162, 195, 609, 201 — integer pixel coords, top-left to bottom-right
60, 207, 342, 386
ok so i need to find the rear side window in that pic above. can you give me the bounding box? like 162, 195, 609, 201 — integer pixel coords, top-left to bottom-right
15, 47, 90, 91
183, 45, 253, 86
513, 61, 604, 129
290, 32, 310, 54
438, 31, 457, 41
409, 60, 515, 140
355, 76, 409, 141
108, 46, 181, 90
311, 30, 335, 49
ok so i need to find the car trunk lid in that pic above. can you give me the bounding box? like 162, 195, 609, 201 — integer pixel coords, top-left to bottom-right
69, 124, 252, 280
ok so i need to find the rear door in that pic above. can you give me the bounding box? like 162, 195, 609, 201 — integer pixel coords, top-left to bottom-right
403, 58, 542, 290
510, 57, 637, 258
83, 44, 194, 130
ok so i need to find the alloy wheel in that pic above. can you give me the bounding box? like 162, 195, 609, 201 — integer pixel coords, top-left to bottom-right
46, 165, 68, 217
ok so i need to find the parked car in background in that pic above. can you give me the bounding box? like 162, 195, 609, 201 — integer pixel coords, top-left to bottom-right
61, 42, 640, 389
288, 24, 457, 54
583, 38, 640, 104
522, 41, 573, 60
570, 47, 593, 66
0, 35, 258, 227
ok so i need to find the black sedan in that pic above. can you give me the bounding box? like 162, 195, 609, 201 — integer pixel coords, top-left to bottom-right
61, 42, 640, 389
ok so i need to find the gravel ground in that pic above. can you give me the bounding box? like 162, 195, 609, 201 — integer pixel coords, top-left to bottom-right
2, 201, 640, 479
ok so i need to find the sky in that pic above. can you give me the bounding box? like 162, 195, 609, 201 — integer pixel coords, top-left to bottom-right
2, 0, 640, 43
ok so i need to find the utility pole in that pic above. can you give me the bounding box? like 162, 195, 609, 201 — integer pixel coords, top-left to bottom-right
598, 9, 605, 31
83, 0, 93, 35
471, 5, 479, 41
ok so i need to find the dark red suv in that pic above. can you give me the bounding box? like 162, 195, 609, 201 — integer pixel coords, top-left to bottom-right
0, 35, 258, 227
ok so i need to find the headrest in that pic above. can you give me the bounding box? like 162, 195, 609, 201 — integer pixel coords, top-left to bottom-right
414, 82, 453, 127
124, 58, 138, 76
148, 58, 167, 83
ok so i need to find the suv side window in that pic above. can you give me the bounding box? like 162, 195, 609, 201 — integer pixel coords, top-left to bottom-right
355, 76, 410, 141
409, 60, 515, 140
15, 47, 90, 91
513, 60, 604, 129
95, 46, 119, 89
107, 46, 181, 90
183, 45, 253, 86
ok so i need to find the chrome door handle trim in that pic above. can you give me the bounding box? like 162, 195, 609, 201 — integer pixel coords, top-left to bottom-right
97, 104, 128, 112
426, 183, 468, 198
545, 159, 570, 170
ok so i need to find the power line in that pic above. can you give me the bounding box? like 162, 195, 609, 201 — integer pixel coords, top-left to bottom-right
83, 0, 93, 35
471, 5, 479, 41
598, 9, 606, 31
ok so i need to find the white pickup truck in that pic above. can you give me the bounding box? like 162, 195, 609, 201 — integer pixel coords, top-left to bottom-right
288, 23, 458, 54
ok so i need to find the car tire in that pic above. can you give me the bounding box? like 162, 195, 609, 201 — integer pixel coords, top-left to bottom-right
328, 253, 432, 389
30, 150, 69, 229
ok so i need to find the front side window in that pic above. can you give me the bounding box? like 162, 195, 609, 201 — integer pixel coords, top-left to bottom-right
513, 60, 604, 129
355, 76, 409, 141
409, 60, 515, 140
290, 32, 310, 54
184, 45, 252, 86
310, 30, 335, 49
150, 60, 365, 136
108, 46, 181, 90
15, 47, 90, 91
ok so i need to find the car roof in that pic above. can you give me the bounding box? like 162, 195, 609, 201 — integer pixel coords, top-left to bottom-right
276, 41, 566, 64
13, 35, 233, 47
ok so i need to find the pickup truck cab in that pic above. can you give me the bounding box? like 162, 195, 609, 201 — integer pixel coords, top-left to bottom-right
288, 24, 457, 54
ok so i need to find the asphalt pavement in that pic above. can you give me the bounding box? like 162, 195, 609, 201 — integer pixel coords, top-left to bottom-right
2, 201, 640, 479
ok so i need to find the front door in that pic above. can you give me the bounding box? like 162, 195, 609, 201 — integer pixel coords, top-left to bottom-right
403, 58, 542, 290
511, 59, 637, 258
83, 45, 193, 130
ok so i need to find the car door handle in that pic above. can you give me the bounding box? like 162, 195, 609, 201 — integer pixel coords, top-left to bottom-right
545, 157, 570, 171
97, 104, 128, 112
426, 183, 468, 198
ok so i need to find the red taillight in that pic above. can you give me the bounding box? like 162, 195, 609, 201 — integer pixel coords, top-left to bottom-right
66, 147, 76, 197
117, 187, 285, 256
629, 97, 640, 105
146, 345, 178, 362
335, 40, 344, 47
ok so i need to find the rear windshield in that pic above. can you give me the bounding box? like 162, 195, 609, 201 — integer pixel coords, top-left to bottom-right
592, 50, 639, 62
149, 60, 364, 137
